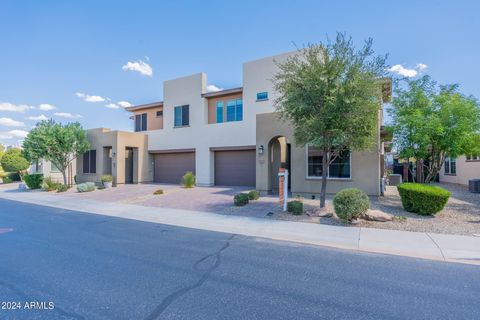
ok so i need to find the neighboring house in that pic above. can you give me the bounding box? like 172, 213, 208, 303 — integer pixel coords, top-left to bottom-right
439, 154, 480, 185
80, 51, 391, 196
30, 159, 76, 185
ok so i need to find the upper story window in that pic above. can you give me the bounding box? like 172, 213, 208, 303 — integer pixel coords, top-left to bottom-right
50, 162, 61, 173
226, 99, 243, 122
256, 92, 268, 101
83, 150, 96, 174
444, 157, 456, 175
156, 110, 163, 117
307, 147, 351, 179
174, 105, 189, 127
216, 101, 224, 123
466, 154, 480, 161
135, 113, 147, 132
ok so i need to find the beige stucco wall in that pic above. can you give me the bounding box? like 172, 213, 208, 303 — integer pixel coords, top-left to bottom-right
439, 155, 480, 185
76, 128, 152, 185
132, 105, 164, 130
256, 112, 382, 196
30, 159, 76, 184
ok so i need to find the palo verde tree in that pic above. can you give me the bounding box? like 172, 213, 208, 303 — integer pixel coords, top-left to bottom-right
390, 76, 480, 183
22, 120, 90, 185
272, 33, 387, 207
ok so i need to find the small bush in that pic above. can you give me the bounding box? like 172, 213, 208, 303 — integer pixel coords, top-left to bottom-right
182, 172, 196, 188
397, 183, 451, 216
234, 193, 250, 206
24, 173, 44, 189
77, 182, 95, 193
101, 174, 113, 183
97, 185, 106, 190
42, 176, 61, 191
153, 189, 164, 195
333, 188, 370, 222
287, 200, 303, 215
248, 190, 260, 200
56, 184, 69, 193
2, 176, 12, 184
7, 172, 21, 182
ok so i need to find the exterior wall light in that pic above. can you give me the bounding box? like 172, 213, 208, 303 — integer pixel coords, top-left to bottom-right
258, 145, 264, 155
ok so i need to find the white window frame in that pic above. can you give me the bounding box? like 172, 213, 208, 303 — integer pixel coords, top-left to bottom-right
305, 146, 352, 180
444, 156, 457, 175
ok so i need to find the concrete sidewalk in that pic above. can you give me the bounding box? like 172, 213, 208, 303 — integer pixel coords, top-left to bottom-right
1, 187, 480, 265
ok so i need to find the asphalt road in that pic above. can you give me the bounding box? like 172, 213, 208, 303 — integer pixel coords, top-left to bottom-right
0, 199, 479, 320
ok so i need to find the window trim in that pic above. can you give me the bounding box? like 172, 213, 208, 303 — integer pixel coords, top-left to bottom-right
174, 105, 189, 128
466, 154, 480, 162
256, 92, 269, 102
305, 146, 352, 180
444, 156, 457, 175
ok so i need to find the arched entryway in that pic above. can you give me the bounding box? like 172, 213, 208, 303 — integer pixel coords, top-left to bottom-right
268, 136, 291, 193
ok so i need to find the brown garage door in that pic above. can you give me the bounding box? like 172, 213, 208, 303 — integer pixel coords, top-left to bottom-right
154, 152, 195, 184
214, 150, 256, 186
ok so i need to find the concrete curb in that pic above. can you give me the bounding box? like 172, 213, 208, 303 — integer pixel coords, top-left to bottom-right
1, 189, 480, 266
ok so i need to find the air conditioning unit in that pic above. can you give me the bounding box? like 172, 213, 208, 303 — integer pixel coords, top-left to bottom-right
469, 179, 480, 193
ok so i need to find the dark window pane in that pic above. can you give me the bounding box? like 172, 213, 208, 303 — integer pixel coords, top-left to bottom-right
182, 105, 189, 126
83, 152, 89, 173
329, 151, 351, 178
226, 100, 235, 122
174, 107, 182, 127
445, 158, 450, 174
141, 113, 147, 131
216, 101, 224, 123
135, 114, 141, 132
90, 150, 96, 174
156, 110, 163, 117
308, 147, 323, 177
236, 99, 243, 121
256, 92, 268, 101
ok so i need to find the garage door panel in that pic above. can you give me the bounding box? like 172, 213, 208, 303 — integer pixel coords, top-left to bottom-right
154, 152, 195, 184
215, 150, 255, 186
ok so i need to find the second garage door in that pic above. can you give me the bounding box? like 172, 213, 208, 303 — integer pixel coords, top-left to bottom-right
214, 150, 256, 186
154, 152, 195, 184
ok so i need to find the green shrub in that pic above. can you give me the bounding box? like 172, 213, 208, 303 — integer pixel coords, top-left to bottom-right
97, 185, 106, 190
0, 149, 29, 173
77, 182, 95, 193
333, 188, 370, 221
101, 174, 113, 183
56, 184, 69, 193
397, 183, 451, 215
24, 173, 44, 189
234, 193, 250, 206
7, 172, 21, 182
153, 189, 164, 195
287, 200, 303, 215
41, 176, 61, 191
182, 171, 196, 188
2, 176, 12, 184
248, 190, 260, 200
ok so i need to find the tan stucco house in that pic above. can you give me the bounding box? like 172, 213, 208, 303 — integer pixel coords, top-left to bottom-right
77, 51, 391, 196
439, 155, 480, 185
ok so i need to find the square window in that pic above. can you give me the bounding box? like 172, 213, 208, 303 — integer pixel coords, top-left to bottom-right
156, 110, 163, 117
174, 105, 189, 127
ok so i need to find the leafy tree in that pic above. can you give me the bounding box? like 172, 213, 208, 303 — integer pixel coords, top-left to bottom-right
272, 33, 387, 207
0, 148, 30, 176
23, 120, 90, 185
390, 76, 480, 183
0, 143, 4, 169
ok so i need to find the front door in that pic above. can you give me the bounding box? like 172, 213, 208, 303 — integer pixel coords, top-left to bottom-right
125, 148, 134, 184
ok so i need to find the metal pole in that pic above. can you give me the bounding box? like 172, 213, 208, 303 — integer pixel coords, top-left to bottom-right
283, 169, 289, 211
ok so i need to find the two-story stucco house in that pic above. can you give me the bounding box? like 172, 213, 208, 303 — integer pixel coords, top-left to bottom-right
76, 51, 391, 196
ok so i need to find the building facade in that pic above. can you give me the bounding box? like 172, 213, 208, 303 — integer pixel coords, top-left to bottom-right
81, 51, 389, 196
439, 155, 480, 185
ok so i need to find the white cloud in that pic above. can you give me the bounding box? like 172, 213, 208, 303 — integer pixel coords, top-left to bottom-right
75, 92, 106, 103
105, 103, 120, 109
206, 84, 223, 92
54, 112, 83, 119
387, 64, 418, 78
38, 103, 56, 111
0, 117, 25, 127
122, 60, 153, 77
117, 101, 132, 108
7, 130, 28, 138
25, 115, 48, 121
415, 63, 428, 71
0, 102, 33, 113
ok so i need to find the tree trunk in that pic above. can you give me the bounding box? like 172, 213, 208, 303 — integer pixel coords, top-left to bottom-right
61, 170, 67, 186
320, 149, 329, 208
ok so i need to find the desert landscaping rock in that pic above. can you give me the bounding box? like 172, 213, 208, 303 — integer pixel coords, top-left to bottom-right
363, 209, 393, 222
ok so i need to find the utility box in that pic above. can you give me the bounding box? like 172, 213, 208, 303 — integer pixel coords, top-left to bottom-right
469, 179, 480, 193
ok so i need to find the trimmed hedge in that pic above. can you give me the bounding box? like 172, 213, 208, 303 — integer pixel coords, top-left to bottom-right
287, 200, 303, 215
248, 190, 260, 200
24, 173, 44, 189
333, 188, 370, 222
234, 193, 249, 206
77, 182, 95, 193
397, 183, 450, 215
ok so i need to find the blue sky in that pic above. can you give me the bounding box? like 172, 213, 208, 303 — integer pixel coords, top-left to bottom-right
1, 0, 479, 146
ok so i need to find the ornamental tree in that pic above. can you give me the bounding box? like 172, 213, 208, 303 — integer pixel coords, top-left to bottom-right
272, 33, 387, 207
0, 148, 30, 176
390, 76, 480, 183
22, 120, 90, 185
